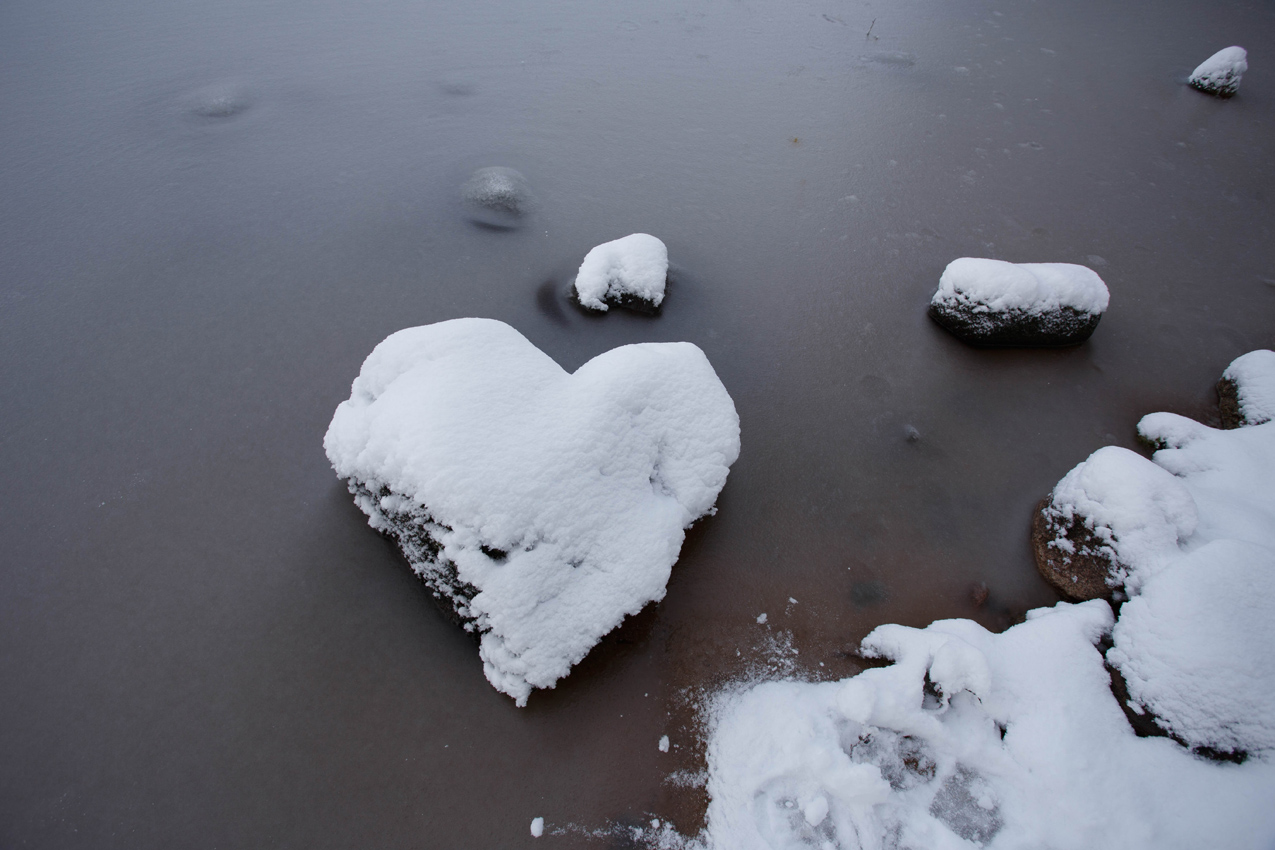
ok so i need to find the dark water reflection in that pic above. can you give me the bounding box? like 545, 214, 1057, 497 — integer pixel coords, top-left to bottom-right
2, 0, 1273, 845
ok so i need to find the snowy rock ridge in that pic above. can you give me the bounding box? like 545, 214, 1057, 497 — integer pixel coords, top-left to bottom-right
929, 258, 1109, 346
324, 319, 740, 705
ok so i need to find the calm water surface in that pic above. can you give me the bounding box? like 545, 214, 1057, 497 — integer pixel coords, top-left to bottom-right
2, 0, 1273, 845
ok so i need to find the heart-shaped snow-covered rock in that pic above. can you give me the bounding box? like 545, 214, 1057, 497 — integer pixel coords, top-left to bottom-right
324, 318, 740, 705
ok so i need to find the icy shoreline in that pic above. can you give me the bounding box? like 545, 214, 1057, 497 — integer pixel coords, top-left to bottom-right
641, 352, 1275, 850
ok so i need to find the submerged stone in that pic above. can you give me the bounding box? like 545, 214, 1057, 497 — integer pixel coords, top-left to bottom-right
460, 167, 533, 228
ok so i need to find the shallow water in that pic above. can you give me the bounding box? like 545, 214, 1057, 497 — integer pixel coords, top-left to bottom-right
1, 0, 1272, 845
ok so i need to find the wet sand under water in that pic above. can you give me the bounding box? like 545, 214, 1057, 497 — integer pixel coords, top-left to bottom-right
1, 0, 1273, 845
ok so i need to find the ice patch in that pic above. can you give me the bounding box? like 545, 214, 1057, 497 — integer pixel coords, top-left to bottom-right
574, 234, 669, 312
324, 319, 739, 705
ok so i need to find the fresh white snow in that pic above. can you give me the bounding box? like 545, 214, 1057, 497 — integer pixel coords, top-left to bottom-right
1223, 349, 1275, 425
1190, 46, 1248, 96
1042, 445, 1197, 594
931, 258, 1109, 315
530, 816, 545, 838
673, 350, 1275, 850
659, 735, 671, 753
574, 234, 669, 311
325, 318, 739, 705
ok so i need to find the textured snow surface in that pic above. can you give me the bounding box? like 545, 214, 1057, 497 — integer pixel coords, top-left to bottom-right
574, 234, 669, 311
324, 319, 739, 705
1190, 46, 1247, 95
932, 258, 1109, 315
1224, 349, 1275, 425
677, 352, 1275, 850
701, 602, 1275, 850
1044, 446, 1197, 594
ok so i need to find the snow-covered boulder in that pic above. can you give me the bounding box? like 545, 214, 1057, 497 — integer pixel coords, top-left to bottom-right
1189, 46, 1248, 98
1032, 447, 1198, 601
573, 233, 668, 313
1109, 539, 1275, 757
929, 258, 1109, 347
323, 318, 740, 705
1218, 349, 1275, 428
460, 167, 533, 228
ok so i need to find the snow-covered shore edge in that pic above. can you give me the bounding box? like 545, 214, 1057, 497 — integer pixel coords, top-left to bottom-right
628, 351, 1275, 850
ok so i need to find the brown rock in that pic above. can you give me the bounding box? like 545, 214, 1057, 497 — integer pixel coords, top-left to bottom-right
1031, 498, 1119, 602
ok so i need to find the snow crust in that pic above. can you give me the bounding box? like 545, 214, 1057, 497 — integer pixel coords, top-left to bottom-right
1223, 349, 1275, 425
931, 258, 1109, 315
324, 319, 739, 705
1190, 46, 1247, 96
681, 351, 1275, 850
574, 234, 669, 311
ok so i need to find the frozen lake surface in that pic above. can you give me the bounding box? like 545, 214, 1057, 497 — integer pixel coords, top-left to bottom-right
1, 0, 1272, 846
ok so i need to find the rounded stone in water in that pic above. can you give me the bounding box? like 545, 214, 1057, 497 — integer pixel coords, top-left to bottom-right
460, 167, 533, 228
188, 83, 252, 119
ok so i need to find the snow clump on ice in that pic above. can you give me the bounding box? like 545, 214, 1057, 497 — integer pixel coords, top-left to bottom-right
1190, 46, 1248, 98
929, 258, 1109, 346
324, 318, 739, 706
573, 234, 669, 313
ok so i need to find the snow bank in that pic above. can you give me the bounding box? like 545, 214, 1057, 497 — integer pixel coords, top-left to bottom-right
1219, 349, 1275, 427
574, 234, 669, 312
324, 319, 739, 705
669, 351, 1275, 849
701, 602, 1275, 850
1190, 46, 1248, 98
929, 258, 1109, 346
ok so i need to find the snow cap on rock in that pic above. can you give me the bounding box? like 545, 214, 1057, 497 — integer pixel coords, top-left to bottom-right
1190, 46, 1247, 97
574, 233, 669, 312
933, 258, 1109, 316
324, 318, 740, 705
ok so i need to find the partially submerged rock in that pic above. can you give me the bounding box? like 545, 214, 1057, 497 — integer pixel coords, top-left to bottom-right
324, 318, 739, 705
1032, 447, 1197, 601
1217, 349, 1275, 428
460, 167, 533, 228
573, 233, 669, 313
929, 258, 1109, 346
1189, 46, 1247, 98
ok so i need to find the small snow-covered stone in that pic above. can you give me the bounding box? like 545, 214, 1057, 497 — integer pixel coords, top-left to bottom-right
460, 167, 533, 228
1189, 46, 1247, 98
1217, 349, 1275, 428
658, 734, 670, 753
324, 319, 740, 705
929, 258, 1109, 346
530, 817, 544, 838
1033, 447, 1197, 600
573, 233, 668, 313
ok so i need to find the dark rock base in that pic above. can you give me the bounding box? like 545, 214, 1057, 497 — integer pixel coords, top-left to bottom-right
1217, 377, 1244, 429
1190, 78, 1240, 99
1031, 498, 1120, 602
348, 479, 480, 630
570, 279, 667, 315
929, 301, 1101, 347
